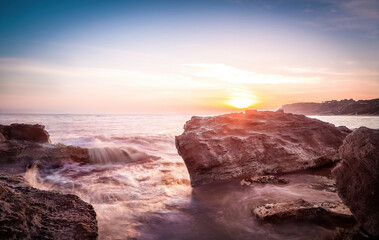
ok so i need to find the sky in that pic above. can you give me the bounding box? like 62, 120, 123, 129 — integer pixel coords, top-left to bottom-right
0, 0, 378, 114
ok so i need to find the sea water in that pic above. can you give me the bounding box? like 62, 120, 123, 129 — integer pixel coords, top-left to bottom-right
0, 114, 378, 240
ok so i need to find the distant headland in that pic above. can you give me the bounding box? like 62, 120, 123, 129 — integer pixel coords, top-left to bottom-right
280, 98, 379, 115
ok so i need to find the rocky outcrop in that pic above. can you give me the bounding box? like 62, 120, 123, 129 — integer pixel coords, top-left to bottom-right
0, 124, 50, 143
253, 199, 355, 228
333, 127, 379, 238
0, 124, 160, 175
0, 174, 98, 240
0, 140, 90, 174
176, 110, 350, 186
0, 140, 159, 174
281, 98, 379, 115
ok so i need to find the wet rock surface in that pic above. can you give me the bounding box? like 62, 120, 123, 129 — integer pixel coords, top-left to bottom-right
0, 174, 98, 240
240, 175, 289, 186
0, 124, 86, 174
176, 110, 350, 186
0, 132, 5, 142
0, 123, 163, 240
0, 140, 90, 174
0, 124, 50, 143
0, 132, 158, 175
333, 127, 379, 238
308, 176, 337, 193
252, 199, 355, 228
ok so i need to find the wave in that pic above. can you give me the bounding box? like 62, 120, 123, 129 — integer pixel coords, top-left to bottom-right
56, 134, 175, 148
88, 147, 160, 165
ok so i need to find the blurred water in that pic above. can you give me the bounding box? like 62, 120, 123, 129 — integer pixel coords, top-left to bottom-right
1, 113, 378, 240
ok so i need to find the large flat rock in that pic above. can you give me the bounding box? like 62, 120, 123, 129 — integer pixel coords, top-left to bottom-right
0, 174, 98, 240
176, 110, 351, 186
253, 199, 355, 228
333, 127, 379, 237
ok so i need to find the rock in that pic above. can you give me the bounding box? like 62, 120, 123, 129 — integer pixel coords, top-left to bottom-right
240, 175, 289, 186
0, 132, 5, 142
333, 227, 372, 240
0, 141, 158, 175
252, 199, 355, 228
281, 98, 379, 115
308, 176, 337, 193
161, 175, 191, 186
332, 127, 379, 237
0, 124, 50, 143
176, 110, 350, 186
0, 174, 98, 239
0, 140, 90, 174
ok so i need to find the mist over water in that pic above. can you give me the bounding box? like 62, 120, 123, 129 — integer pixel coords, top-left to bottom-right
1, 114, 378, 239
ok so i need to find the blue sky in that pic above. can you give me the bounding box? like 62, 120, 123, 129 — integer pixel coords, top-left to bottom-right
0, 0, 378, 113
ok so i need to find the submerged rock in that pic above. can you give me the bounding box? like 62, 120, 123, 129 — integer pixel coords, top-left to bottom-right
253, 199, 355, 228
333, 127, 379, 238
0, 174, 98, 240
176, 110, 350, 186
240, 175, 289, 186
0, 124, 50, 143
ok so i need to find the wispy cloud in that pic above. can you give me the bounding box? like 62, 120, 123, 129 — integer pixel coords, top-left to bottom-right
306, 0, 379, 37
184, 63, 320, 85
228, 0, 379, 38
339, 0, 379, 21
282, 65, 379, 78
0, 58, 204, 89
0, 58, 224, 113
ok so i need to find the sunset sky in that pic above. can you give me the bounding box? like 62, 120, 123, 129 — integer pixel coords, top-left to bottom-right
0, 0, 378, 114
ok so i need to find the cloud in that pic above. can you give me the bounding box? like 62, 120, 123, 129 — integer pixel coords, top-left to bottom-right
184, 63, 320, 85
306, 0, 379, 37
230, 0, 379, 38
282, 65, 379, 78
0, 58, 204, 89
339, 0, 379, 20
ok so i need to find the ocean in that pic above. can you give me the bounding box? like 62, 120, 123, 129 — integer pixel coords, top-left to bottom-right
0, 114, 378, 240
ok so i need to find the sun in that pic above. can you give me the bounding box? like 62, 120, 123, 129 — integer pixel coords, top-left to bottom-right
227, 97, 256, 109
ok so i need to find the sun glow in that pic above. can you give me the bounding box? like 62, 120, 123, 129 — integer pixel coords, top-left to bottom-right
225, 89, 258, 109
225, 88, 258, 109
227, 97, 256, 109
